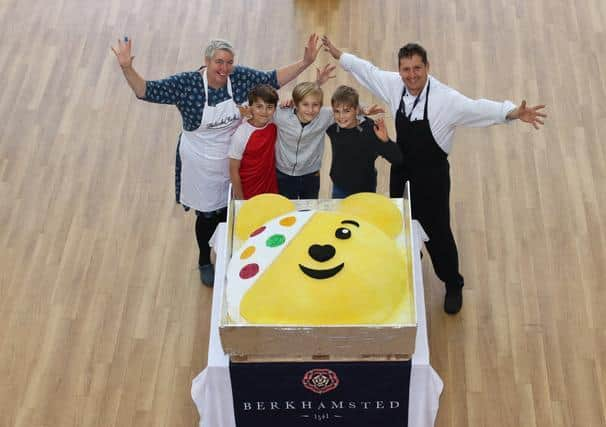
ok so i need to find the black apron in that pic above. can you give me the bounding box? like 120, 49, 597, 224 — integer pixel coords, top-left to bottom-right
390, 80, 464, 288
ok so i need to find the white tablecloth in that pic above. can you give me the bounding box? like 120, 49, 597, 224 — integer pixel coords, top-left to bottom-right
191, 220, 443, 427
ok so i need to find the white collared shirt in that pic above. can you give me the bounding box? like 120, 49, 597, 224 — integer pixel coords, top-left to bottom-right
401, 83, 428, 121
340, 53, 516, 154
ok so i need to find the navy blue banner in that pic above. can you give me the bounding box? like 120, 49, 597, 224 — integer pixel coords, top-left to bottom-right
229, 360, 411, 426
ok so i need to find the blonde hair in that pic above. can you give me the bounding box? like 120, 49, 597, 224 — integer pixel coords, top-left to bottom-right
292, 82, 323, 106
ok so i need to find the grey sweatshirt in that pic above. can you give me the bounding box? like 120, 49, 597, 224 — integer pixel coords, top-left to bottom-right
273, 106, 334, 176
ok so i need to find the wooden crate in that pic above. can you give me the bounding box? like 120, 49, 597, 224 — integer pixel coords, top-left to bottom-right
219, 186, 417, 361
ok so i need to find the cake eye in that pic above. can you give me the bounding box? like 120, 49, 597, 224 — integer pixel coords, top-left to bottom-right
335, 227, 351, 240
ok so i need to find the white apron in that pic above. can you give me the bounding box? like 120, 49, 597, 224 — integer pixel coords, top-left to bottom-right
178, 70, 240, 212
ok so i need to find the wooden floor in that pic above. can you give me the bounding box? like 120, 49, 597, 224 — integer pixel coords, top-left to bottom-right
1, 0, 605, 426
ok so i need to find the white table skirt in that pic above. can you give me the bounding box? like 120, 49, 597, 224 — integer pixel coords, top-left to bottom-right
191, 220, 443, 427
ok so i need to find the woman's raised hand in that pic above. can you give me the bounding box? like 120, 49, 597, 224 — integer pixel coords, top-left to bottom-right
111, 37, 134, 69
303, 33, 322, 66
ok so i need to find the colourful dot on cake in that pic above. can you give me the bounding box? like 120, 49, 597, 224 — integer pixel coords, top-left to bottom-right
266, 234, 286, 247
279, 216, 297, 227
240, 246, 256, 260
239, 263, 259, 279
250, 226, 266, 237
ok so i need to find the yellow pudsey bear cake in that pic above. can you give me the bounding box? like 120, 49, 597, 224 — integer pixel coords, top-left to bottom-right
226, 193, 414, 325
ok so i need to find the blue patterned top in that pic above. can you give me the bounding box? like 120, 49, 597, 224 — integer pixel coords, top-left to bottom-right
142, 66, 279, 131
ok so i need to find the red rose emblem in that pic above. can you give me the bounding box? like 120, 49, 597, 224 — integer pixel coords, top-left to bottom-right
302, 368, 339, 394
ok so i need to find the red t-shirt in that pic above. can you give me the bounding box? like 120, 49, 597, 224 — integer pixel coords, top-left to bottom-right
228, 121, 278, 199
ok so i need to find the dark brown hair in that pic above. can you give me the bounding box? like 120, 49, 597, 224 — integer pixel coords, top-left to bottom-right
397, 43, 428, 65
248, 84, 279, 106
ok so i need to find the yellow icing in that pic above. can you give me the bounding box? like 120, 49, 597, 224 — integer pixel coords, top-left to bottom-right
240, 210, 411, 325
279, 216, 297, 226
338, 192, 403, 238
240, 246, 256, 260
234, 194, 295, 241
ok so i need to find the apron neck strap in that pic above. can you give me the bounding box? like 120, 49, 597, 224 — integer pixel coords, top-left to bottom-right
422, 79, 430, 119
398, 78, 431, 120
202, 69, 234, 100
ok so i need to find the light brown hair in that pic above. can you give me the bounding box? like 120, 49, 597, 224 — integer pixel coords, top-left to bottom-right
331, 85, 359, 108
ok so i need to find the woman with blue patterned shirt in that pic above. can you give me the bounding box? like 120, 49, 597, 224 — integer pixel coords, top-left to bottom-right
112, 35, 322, 287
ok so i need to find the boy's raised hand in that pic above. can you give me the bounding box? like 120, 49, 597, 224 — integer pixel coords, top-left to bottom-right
361, 104, 385, 116
373, 118, 389, 142
238, 105, 252, 119
316, 64, 336, 86
279, 98, 294, 109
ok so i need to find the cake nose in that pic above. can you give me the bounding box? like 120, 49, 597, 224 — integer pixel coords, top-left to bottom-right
308, 244, 336, 262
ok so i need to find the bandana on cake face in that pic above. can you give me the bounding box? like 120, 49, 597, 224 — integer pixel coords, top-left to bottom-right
226, 210, 314, 321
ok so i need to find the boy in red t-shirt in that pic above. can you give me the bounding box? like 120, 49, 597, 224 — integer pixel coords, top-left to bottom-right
229, 84, 279, 199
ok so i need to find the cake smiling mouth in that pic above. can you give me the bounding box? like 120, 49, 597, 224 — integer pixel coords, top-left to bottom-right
299, 263, 344, 280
